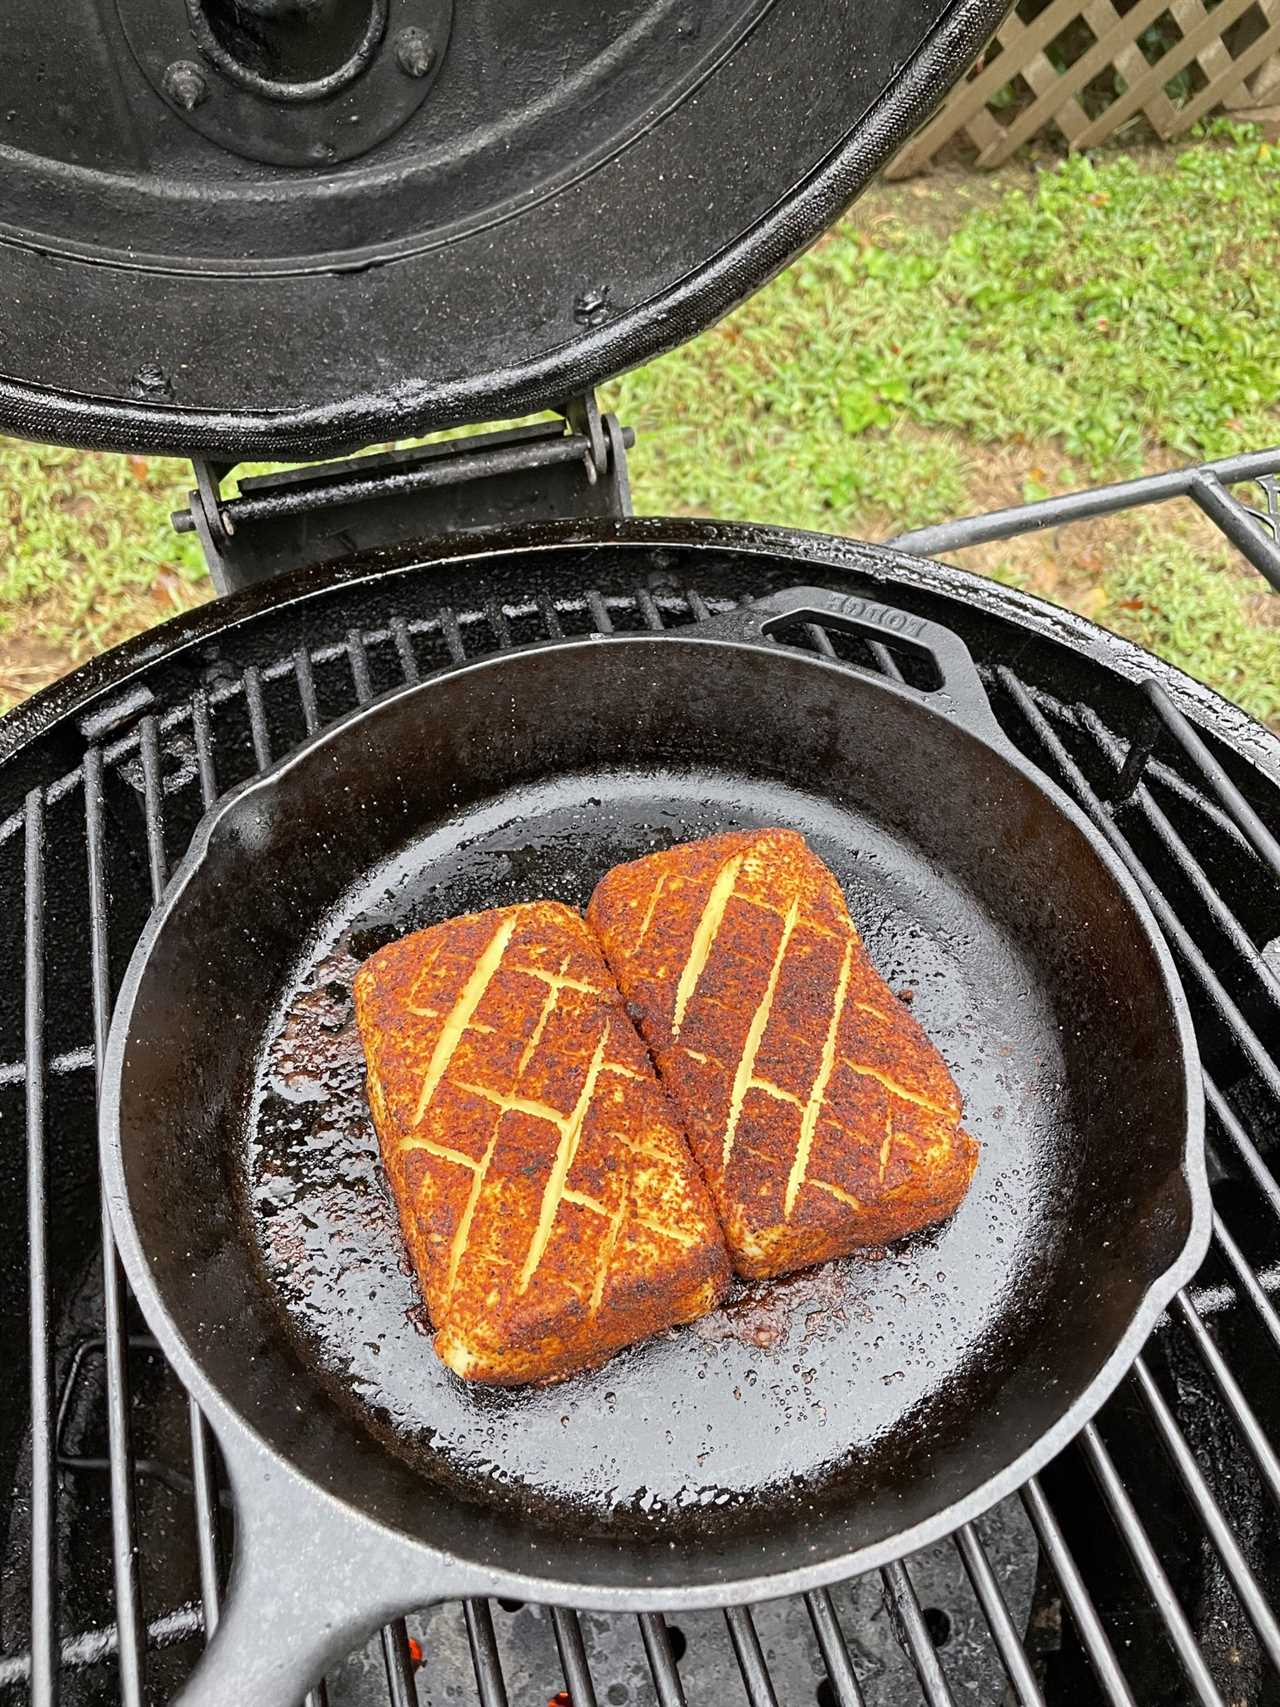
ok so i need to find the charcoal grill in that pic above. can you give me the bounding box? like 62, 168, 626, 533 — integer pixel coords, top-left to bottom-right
2, 1, 1280, 1702
3, 491, 1280, 1706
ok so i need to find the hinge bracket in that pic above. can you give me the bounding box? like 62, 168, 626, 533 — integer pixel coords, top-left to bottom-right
174, 392, 633, 596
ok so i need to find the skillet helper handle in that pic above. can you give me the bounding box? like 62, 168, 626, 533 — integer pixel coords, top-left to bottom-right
173, 1436, 467, 1707
689, 586, 1006, 745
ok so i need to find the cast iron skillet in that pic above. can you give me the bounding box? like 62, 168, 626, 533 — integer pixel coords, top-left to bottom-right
102, 586, 1208, 1706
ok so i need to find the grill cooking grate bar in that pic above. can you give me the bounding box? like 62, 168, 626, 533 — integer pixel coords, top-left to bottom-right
1129, 1353, 1280, 1674
380, 1619, 417, 1707
1079, 1423, 1227, 1707
1174, 1291, 1280, 1509
243, 667, 272, 772
187, 1419, 222, 1640
7, 576, 1280, 1704
638, 1611, 689, 1706
804, 1588, 868, 1706
391, 616, 419, 682
24, 791, 57, 1707
1204, 1074, 1280, 1220
551, 1608, 599, 1707
1142, 682, 1280, 880
881, 1560, 955, 1706
0, 1606, 205, 1690
85, 747, 147, 1707
144, 714, 228, 1637
191, 687, 218, 808
954, 1525, 1046, 1707
722, 1605, 779, 1707
1212, 1214, 1280, 1354
293, 649, 323, 734
462, 1601, 508, 1707
1020, 1475, 1137, 1707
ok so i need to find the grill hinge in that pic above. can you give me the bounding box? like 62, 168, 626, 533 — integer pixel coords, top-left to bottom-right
173, 391, 634, 596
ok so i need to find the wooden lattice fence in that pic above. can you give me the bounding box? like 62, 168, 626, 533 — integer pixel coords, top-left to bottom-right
887, 0, 1280, 175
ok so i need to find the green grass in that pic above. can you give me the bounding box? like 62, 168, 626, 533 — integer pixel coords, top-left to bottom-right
1100, 526, 1280, 727
614, 123, 1280, 506
0, 444, 208, 702
1, 126, 1278, 721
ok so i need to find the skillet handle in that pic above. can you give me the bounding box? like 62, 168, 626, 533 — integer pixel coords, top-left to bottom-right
172, 1432, 471, 1707
688, 586, 1007, 746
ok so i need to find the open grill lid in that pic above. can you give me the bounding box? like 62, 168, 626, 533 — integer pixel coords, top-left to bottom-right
0, 0, 1009, 461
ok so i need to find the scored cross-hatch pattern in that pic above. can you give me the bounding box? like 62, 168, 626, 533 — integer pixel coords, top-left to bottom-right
787, 935, 854, 1216
409, 916, 516, 1125
671, 853, 744, 1035
662, 851, 943, 1217
388, 918, 698, 1322
722, 896, 801, 1173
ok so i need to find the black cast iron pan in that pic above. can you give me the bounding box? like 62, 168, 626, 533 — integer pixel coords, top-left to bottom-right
101, 584, 1208, 1705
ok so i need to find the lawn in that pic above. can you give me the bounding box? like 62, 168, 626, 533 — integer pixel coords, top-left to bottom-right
1, 125, 1277, 721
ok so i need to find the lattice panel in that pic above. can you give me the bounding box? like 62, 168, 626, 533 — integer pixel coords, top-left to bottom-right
887, 0, 1280, 176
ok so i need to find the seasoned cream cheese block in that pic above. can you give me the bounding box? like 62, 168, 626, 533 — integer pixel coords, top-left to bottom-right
588, 830, 978, 1279
354, 901, 729, 1384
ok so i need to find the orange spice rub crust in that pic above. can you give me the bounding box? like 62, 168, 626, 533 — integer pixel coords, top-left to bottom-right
587, 831, 978, 1279
354, 901, 729, 1384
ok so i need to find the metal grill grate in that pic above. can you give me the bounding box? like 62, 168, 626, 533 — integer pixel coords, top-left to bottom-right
2, 523, 1279, 1704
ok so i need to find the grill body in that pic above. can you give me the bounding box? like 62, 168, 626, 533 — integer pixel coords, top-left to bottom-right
99, 579, 1205, 1698
2, 518, 1280, 1704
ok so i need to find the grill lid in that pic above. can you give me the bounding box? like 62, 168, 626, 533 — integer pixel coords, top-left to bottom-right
0, 0, 1008, 460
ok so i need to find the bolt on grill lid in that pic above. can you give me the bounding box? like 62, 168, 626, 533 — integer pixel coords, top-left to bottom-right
0, 1, 1009, 461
